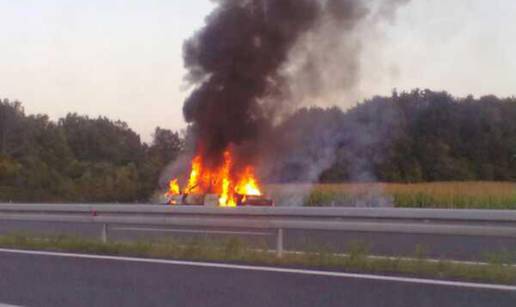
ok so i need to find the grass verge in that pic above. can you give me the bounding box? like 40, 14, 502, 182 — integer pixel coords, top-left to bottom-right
266, 182, 516, 209
0, 233, 515, 285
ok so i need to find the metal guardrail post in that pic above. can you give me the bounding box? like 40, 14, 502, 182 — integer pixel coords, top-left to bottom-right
276, 228, 284, 258
101, 224, 108, 243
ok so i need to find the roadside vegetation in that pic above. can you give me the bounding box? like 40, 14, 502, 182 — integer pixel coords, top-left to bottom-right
0, 100, 182, 202
1, 233, 515, 285
2, 90, 516, 204
267, 182, 516, 209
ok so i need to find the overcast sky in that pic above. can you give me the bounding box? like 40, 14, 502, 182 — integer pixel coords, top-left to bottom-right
1, 0, 515, 142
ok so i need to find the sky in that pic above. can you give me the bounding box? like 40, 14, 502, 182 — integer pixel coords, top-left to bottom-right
0, 0, 515, 142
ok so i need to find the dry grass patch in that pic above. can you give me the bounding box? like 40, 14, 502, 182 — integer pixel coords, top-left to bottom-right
265, 182, 516, 209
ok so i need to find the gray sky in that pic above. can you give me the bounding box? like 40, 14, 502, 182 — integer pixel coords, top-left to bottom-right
1, 0, 515, 142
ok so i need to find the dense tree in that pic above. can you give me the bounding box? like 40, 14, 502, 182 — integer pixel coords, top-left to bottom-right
0, 99, 25, 157
59, 114, 144, 165
273, 89, 516, 183
0, 101, 182, 202
138, 127, 184, 198
147, 127, 183, 165
1, 89, 516, 202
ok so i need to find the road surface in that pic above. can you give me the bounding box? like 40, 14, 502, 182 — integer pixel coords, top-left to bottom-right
0, 249, 514, 307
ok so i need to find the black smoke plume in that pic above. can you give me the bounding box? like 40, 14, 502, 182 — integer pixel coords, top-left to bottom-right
181, 0, 409, 169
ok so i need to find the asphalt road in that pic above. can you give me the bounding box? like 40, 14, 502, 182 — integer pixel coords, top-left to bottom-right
0, 220, 515, 262
0, 249, 514, 307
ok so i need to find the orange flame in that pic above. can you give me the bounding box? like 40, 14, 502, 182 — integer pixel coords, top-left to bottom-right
165, 148, 262, 207
235, 166, 261, 196
167, 179, 180, 195
218, 150, 236, 207
185, 155, 203, 194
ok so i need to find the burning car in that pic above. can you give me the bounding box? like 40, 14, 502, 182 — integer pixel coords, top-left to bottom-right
164, 149, 273, 207
164, 192, 273, 207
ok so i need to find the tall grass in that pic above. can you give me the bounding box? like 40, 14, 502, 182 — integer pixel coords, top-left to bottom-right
265, 182, 516, 209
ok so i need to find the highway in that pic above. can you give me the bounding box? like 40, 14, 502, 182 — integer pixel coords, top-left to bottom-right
0, 249, 514, 307
0, 220, 515, 262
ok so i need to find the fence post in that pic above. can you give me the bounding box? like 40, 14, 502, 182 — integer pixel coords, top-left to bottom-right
276, 228, 284, 258
101, 224, 108, 243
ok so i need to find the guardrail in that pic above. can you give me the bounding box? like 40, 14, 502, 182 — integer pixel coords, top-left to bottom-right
0, 203, 515, 257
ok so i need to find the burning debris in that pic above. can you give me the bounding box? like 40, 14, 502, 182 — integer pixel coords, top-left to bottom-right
165, 149, 271, 207
163, 0, 409, 207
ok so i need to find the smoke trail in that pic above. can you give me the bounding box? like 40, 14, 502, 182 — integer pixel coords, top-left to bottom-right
279, 0, 411, 111
183, 0, 320, 165
181, 0, 410, 171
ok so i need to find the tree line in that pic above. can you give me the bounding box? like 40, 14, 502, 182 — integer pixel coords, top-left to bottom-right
1, 89, 515, 202
270, 89, 516, 183
0, 99, 182, 202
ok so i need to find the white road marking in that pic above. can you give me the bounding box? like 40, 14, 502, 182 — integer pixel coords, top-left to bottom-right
283, 250, 516, 268
0, 248, 515, 292
111, 227, 272, 236
0, 303, 23, 307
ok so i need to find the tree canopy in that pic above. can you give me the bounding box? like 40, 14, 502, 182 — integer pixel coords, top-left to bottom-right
1, 89, 515, 202
0, 98, 182, 202
268, 90, 516, 183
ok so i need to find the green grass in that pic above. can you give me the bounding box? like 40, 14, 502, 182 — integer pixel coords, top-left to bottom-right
1, 233, 515, 285
265, 182, 516, 209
